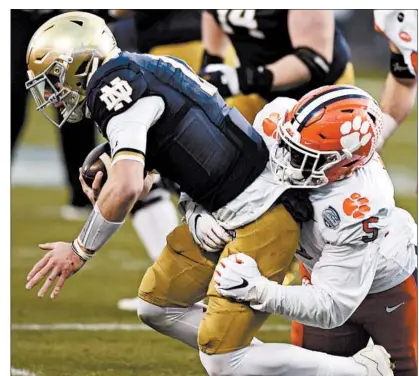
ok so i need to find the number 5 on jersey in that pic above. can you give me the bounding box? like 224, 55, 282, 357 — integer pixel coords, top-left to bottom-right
362, 216, 379, 243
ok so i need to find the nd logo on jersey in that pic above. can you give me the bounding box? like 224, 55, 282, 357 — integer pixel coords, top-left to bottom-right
99, 77, 133, 111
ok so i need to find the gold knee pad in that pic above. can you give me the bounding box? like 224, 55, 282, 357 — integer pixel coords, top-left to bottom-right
139, 223, 217, 307
199, 204, 300, 354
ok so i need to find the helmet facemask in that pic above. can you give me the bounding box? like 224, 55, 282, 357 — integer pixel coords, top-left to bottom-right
26, 55, 86, 128
270, 121, 347, 188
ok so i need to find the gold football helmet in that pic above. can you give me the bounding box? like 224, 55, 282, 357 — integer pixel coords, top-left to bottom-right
25, 11, 119, 127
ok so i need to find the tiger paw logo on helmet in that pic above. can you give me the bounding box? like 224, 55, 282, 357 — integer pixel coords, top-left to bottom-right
343, 193, 371, 219
340, 116, 372, 151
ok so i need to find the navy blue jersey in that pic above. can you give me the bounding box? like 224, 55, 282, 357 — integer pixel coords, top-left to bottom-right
86, 52, 269, 211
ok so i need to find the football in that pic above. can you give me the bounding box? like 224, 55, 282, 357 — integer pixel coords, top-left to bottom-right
81, 142, 112, 188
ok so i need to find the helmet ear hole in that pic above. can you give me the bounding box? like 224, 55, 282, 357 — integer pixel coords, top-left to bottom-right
75, 61, 89, 75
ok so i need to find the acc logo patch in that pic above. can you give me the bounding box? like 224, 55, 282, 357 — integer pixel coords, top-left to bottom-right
322, 206, 341, 229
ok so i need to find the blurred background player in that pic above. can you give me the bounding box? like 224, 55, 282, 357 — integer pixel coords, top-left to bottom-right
374, 10, 418, 151
199, 10, 355, 123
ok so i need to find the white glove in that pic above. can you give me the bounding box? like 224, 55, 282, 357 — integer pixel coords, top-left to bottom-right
185, 203, 233, 252
201, 64, 241, 97
214, 253, 270, 305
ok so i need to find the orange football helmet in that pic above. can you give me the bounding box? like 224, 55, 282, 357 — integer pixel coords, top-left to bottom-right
270, 85, 383, 188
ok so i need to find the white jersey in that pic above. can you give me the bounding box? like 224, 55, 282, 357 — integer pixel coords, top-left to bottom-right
374, 10, 417, 76
209, 97, 297, 229
249, 98, 417, 329
298, 155, 417, 294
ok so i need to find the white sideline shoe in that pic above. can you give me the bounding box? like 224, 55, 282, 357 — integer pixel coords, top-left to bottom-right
353, 345, 394, 376
117, 297, 141, 312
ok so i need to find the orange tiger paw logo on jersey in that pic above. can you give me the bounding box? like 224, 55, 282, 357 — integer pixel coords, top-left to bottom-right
343, 193, 371, 219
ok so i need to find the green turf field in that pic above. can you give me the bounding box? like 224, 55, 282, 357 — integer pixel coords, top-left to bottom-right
11, 75, 417, 375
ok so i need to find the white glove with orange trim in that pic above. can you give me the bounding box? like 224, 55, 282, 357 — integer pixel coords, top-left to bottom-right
214, 253, 271, 305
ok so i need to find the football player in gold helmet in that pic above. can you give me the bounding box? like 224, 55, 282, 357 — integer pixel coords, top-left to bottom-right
25, 12, 391, 376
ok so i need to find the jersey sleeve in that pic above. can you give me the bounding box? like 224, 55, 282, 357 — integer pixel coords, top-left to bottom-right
374, 10, 418, 76
253, 240, 379, 329
86, 56, 149, 135
106, 96, 165, 166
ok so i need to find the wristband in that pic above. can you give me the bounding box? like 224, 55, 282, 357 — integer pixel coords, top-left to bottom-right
201, 50, 224, 70
77, 203, 124, 252
71, 239, 93, 262
237, 66, 274, 96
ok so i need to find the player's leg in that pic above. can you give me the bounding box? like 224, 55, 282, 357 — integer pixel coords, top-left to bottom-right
198, 204, 387, 375
199, 204, 299, 355
291, 261, 370, 355
117, 179, 179, 312
199, 342, 391, 376
291, 320, 370, 356
137, 222, 219, 349
137, 223, 264, 349
359, 275, 417, 376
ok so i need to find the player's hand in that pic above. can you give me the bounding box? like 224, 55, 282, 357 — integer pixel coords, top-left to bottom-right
215, 253, 269, 303
186, 204, 233, 252
26, 242, 86, 299
79, 168, 103, 205
199, 64, 240, 98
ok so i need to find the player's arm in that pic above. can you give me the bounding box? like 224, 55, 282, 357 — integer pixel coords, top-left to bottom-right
26, 96, 164, 298
201, 11, 230, 67
200, 10, 335, 98
377, 42, 417, 150
266, 10, 334, 89
74, 96, 164, 253
215, 237, 380, 329
255, 242, 378, 329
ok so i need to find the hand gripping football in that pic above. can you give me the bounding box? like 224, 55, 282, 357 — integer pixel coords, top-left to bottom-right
81, 142, 112, 188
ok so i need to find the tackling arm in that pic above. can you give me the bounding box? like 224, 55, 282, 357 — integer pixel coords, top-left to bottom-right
252, 242, 379, 329
216, 241, 379, 329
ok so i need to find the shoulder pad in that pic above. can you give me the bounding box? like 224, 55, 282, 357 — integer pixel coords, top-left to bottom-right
87, 55, 148, 136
